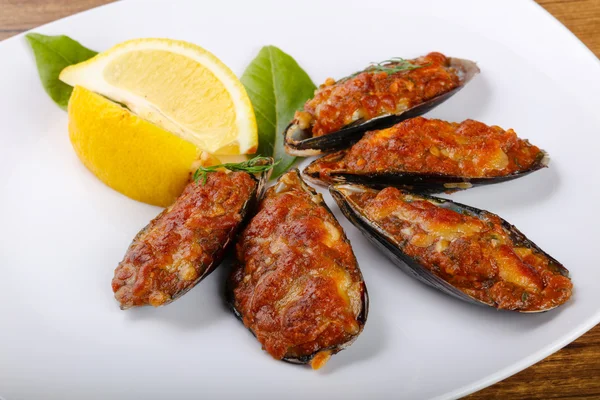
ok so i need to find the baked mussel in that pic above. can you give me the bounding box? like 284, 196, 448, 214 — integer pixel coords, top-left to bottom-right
112, 158, 273, 309
330, 184, 572, 312
304, 117, 549, 193
227, 169, 368, 369
284, 52, 479, 156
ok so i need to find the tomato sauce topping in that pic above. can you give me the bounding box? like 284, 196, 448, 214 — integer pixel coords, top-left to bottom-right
295, 52, 461, 137
112, 171, 257, 309
230, 171, 365, 368
347, 187, 571, 311
307, 117, 545, 183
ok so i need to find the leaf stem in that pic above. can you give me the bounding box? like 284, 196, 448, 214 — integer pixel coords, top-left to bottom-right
193, 156, 277, 185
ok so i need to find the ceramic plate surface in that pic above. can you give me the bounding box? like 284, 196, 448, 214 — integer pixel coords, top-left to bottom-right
1, 0, 599, 399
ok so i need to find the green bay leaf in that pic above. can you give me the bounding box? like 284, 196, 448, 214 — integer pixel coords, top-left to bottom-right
26, 33, 97, 110
240, 46, 316, 178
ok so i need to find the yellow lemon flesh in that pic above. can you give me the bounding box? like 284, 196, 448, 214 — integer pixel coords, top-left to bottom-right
60, 38, 257, 155
68, 86, 199, 207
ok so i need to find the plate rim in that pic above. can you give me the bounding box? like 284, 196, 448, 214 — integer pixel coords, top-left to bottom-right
1, 1, 599, 399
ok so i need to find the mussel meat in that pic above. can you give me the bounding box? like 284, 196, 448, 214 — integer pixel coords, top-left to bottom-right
304, 117, 549, 193
112, 159, 272, 309
284, 52, 479, 156
227, 169, 368, 369
330, 184, 572, 312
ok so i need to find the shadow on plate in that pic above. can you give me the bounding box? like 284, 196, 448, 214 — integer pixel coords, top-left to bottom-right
125, 263, 231, 330
319, 311, 389, 374
406, 271, 574, 334
448, 166, 560, 213
428, 73, 492, 122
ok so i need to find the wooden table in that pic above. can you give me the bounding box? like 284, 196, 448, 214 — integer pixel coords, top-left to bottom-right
1, 0, 598, 398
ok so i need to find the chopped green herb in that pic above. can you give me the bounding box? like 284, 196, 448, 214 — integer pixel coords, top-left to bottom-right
338, 57, 425, 83
513, 156, 523, 169
489, 233, 502, 241
193, 156, 277, 185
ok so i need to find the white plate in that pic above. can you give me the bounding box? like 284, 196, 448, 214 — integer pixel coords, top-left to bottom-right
1, 0, 599, 399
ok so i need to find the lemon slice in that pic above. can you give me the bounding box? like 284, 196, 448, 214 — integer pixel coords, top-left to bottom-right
60, 38, 257, 155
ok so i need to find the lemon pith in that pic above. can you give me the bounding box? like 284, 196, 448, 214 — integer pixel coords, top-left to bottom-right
60, 38, 258, 155
68, 86, 199, 207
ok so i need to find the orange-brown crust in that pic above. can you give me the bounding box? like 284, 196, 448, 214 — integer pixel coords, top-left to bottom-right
112, 171, 257, 309
230, 171, 365, 362
307, 117, 544, 183
299, 52, 460, 137
349, 188, 572, 311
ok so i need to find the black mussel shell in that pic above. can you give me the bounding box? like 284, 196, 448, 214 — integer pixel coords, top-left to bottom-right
226, 169, 369, 366
329, 184, 570, 312
284, 57, 480, 156
304, 150, 549, 194
115, 158, 274, 310
166, 158, 274, 306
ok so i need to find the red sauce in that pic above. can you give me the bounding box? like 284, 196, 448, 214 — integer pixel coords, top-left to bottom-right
306, 117, 544, 185
230, 171, 365, 367
296, 52, 461, 137
347, 187, 572, 311
112, 171, 256, 309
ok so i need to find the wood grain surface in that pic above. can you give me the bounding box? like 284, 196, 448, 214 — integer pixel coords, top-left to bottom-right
0, 0, 598, 398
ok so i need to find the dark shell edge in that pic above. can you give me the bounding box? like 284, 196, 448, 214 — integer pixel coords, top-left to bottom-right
303, 150, 550, 194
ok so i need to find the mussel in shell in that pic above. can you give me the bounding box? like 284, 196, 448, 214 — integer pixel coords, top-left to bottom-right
304, 117, 549, 193
330, 184, 572, 312
227, 169, 368, 369
112, 159, 272, 309
284, 52, 480, 156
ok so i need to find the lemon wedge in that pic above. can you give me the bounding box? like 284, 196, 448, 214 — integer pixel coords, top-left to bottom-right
60, 38, 257, 155
68, 86, 203, 207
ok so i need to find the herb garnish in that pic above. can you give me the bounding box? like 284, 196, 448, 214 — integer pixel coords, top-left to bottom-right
193, 156, 277, 185
338, 57, 424, 83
